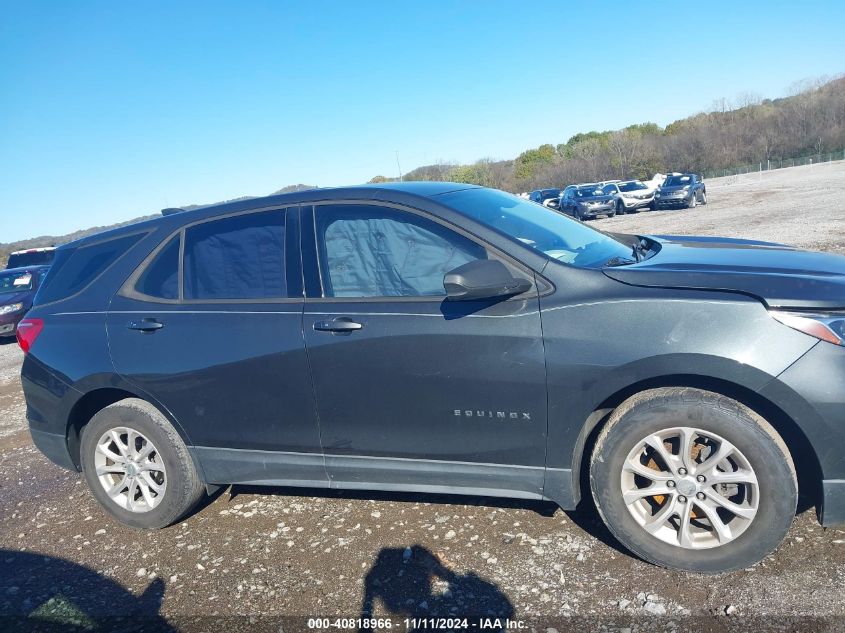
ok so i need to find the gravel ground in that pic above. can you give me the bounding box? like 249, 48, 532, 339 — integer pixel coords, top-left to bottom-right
2, 162, 845, 631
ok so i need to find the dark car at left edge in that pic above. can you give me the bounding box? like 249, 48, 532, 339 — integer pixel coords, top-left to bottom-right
0, 265, 50, 338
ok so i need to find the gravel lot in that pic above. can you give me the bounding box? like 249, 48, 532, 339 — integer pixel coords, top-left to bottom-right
2, 161, 845, 631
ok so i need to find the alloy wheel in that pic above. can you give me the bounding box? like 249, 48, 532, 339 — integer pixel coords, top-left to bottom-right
94, 427, 167, 513
620, 426, 758, 549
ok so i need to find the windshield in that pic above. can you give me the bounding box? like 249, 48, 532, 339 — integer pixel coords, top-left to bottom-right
574, 186, 605, 198
0, 271, 34, 293
437, 188, 633, 268
663, 175, 692, 187
619, 181, 647, 192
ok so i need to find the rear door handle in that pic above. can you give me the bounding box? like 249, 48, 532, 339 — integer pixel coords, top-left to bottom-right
127, 318, 165, 332
313, 317, 363, 333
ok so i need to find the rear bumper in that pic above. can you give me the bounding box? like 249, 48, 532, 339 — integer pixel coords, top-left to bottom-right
29, 427, 77, 471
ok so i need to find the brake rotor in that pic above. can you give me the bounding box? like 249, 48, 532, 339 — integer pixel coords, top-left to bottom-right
647, 439, 707, 519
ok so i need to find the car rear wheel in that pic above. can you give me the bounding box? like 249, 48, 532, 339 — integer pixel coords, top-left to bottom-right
80, 398, 205, 529
701, 190, 707, 205
590, 387, 797, 573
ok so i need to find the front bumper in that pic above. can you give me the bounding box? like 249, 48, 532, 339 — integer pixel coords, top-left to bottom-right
760, 341, 845, 526
654, 194, 692, 208
578, 203, 615, 217
0, 309, 25, 337
622, 196, 655, 210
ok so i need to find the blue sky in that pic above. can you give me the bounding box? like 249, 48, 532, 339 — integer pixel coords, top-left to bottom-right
1, 1, 843, 242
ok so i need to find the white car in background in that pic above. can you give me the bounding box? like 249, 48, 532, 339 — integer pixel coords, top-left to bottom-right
601, 180, 655, 214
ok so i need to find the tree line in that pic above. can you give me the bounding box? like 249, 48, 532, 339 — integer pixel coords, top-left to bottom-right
371, 75, 845, 192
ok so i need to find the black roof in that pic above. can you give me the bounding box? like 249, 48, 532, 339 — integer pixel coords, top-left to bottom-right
66, 182, 482, 249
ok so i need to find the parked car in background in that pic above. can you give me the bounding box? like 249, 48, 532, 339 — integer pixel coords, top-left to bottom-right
0, 265, 50, 338
559, 184, 616, 219
602, 180, 655, 215
529, 188, 562, 209
5, 246, 56, 269
654, 173, 707, 209
642, 173, 668, 193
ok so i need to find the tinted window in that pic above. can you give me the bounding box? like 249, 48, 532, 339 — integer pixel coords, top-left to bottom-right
602, 184, 616, 194
316, 205, 487, 298
619, 181, 647, 192
136, 235, 180, 299
35, 233, 144, 305
6, 250, 54, 268
183, 210, 286, 300
664, 175, 692, 186
575, 186, 603, 197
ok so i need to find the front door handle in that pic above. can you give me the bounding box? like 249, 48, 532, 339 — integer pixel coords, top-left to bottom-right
313, 317, 363, 333
127, 318, 165, 332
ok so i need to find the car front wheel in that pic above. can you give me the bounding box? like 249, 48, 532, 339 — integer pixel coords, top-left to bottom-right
80, 398, 206, 529
590, 387, 796, 573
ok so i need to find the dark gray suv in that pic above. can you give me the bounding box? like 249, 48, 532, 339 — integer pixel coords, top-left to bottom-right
20, 183, 845, 573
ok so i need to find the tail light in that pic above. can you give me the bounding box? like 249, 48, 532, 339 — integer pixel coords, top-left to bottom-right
16, 318, 43, 354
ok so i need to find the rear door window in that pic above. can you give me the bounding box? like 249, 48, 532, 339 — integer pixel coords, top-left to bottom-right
183, 210, 287, 300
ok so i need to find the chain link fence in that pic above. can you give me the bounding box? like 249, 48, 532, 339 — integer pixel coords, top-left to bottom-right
702, 149, 845, 179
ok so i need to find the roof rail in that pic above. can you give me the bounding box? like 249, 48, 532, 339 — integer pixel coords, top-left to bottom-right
161, 208, 185, 216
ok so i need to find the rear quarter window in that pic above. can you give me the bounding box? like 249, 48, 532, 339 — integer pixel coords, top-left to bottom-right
35, 233, 145, 305
135, 235, 180, 300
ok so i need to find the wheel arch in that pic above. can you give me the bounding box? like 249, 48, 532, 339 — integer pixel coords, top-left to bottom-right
64, 385, 198, 476
567, 374, 822, 515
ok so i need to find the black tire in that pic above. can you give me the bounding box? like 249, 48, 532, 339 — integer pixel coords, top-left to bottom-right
615, 199, 624, 216
701, 189, 707, 205
80, 398, 205, 529
590, 387, 797, 574
573, 206, 582, 220
688, 193, 698, 209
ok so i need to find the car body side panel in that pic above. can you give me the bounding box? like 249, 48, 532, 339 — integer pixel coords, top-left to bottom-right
537, 263, 818, 506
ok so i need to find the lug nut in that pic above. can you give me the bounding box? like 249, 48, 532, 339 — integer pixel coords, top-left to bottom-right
697, 492, 706, 500
696, 474, 706, 483
678, 467, 688, 476
667, 480, 676, 488
678, 495, 687, 503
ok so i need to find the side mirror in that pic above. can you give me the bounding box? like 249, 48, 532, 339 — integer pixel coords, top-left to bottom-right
443, 260, 532, 301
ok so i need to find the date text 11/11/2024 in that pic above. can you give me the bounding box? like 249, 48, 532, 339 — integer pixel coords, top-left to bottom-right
307, 617, 528, 630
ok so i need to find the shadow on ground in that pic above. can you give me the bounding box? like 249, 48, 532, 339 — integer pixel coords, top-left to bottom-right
360, 545, 513, 631
0, 549, 172, 632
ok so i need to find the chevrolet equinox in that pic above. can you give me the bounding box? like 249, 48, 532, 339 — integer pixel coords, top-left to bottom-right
20, 183, 845, 573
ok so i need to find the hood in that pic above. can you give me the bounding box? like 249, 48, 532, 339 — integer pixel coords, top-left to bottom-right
658, 185, 690, 193
603, 234, 845, 309
0, 290, 32, 306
